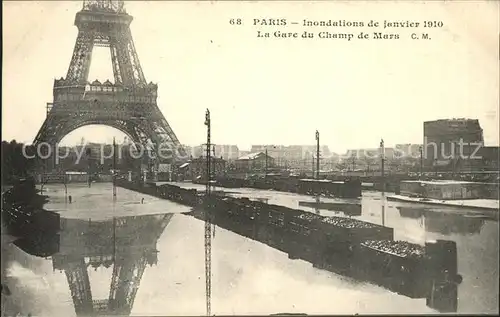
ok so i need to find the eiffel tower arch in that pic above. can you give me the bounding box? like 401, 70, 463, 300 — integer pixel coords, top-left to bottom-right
33, 0, 187, 171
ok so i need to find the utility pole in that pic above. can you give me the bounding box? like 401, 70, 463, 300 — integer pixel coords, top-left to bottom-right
434, 158, 438, 177
419, 145, 424, 180
265, 148, 268, 178
380, 139, 385, 193
379, 139, 386, 227
204, 109, 212, 317
212, 144, 217, 238
113, 137, 117, 200
212, 145, 216, 189
311, 154, 315, 178
381, 198, 386, 227
316, 130, 320, 180
468, 141, 472, 173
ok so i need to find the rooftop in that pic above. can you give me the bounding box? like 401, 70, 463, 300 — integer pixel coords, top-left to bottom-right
237, 152, 267, 160
191, 156, 225, 162
299, 179, 345, 183
401, 180, 488, 185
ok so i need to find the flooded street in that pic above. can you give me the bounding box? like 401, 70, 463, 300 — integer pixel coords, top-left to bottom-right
2, 183, 498, 316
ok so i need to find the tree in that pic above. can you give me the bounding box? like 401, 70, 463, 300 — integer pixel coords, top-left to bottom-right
1, 140, 36, 185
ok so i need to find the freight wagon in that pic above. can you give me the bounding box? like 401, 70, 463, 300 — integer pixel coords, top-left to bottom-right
297, 179, 362, 198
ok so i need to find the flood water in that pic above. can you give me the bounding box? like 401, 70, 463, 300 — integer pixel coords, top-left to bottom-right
1, 183, 498, 316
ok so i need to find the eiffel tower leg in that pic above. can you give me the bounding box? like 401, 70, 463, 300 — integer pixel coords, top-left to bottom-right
109, 44, 123, 85
108, 263, 121, 306
66, 30, 94, 84
109, 255, 148, 315
126, 256, 148, 309
148, 110, 186, 159
64, 258, 94, 315
112, 36, 136, 87
124, 29, 146, 85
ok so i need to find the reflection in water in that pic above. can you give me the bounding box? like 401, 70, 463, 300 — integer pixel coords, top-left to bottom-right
14, 234, 60, 258
397, 207, 486, 235
298, 197, 362, 217
15, 213, 172, 316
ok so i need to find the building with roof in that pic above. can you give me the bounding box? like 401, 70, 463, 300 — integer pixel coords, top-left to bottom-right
251, 145, 286, 167
234, 152, 275, 172
474, 146, 499, 171
424, 118, 484, 166
187, 157, 226, 182
214, 145, 239, 161
249, 145, 333, 168
186, 144, 239, 161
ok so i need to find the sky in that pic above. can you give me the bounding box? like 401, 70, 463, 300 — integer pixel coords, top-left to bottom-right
2, 1, 499, 153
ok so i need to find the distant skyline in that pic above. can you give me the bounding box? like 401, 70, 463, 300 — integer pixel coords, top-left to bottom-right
3, 1, 499, 154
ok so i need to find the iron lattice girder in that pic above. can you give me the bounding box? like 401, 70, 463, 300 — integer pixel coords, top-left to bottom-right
34, 2, 187, 160
67, 9, 145, 87
83, 0, 126, 14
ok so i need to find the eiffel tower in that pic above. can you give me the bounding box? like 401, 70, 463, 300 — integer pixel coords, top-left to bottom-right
52, 213, 173, 316
33, 0, 187, 170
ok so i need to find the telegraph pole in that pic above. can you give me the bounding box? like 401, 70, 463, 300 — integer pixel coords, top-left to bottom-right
419, 145, 424, 180
265, 148, 268, 178
380, 139, 386, 227
205, 111, 211, 194
311, 155, 315, 178
204, 109, 212, 317
434, 158, 438, 177
380, 139, 385, 193
212, 145, 217, 192
468, 141, 472, 173
316, 130, 320, 180
212, 144, 217, 237
113, 137, 117, 200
